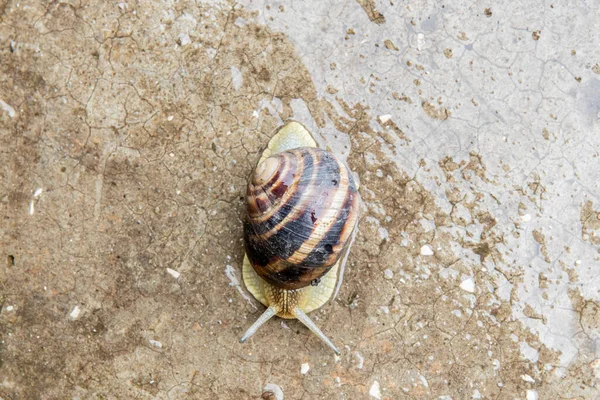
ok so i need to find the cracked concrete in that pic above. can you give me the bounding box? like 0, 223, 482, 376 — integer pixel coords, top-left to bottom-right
1, 0, 599, 399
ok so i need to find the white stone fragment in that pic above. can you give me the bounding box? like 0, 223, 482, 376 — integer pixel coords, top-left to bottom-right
149, 339, 162, 348
0, 99, 16, 118
521, 374, 535, 383
416, 33, 425, 51
526, 390, 538, 400
231, 66, 243, 91
166, 268, 180, 279
460, 278, 475, 293
420, 244, 434, 256
34, 188, 43, 197
301, 363, 310, 375
263, 383, 284, 400
167, 115, 174, 121
234, 17, 247, 27
69, 306, 80, 320
378, 226, 389, 240
29, 201, 35, 215
492, 359, 501, 370
355, 352, 364, 369
369, 380, 381, 399
378, 114, 392, 124
384, 269, 394, 280
178, 33, 191, 46
6, 305, 14, 312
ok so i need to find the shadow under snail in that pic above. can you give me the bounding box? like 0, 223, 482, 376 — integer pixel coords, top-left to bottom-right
239, 120, 361, 354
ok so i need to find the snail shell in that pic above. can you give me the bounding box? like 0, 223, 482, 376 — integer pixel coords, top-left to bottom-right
244, 146, 360, 290
239, 121, 360, 354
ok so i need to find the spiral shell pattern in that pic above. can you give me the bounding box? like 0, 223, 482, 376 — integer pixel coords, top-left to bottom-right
244, 147, 360, 290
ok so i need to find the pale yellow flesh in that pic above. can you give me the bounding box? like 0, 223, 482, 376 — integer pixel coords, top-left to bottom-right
257, 121, 317, 164
242, 254, 339, 317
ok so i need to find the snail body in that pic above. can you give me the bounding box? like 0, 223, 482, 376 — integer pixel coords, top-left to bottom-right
240, 121, 360, 354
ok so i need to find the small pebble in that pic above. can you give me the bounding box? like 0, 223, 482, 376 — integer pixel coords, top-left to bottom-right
301, 363, 310, 375
420, 245, 434, 256
178, 33, 191, 46
384, 269, 394, 280
526, 390, 538, 400
355, 352, 365, 369
379, 114, 392, 124
460, 278, 475, 293
521, 374, 535, 383
369, 380, 381, 399
166, 268, 180, 279
69, 306, 80, 320
263, 383, 283, 400
520, 214, 531, 222
149, 339, 162, 348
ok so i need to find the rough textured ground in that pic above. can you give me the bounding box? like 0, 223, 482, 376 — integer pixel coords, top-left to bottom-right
1, 0, 599, 399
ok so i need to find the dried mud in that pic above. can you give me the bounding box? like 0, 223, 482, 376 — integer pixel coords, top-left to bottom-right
1, 1, 599, 399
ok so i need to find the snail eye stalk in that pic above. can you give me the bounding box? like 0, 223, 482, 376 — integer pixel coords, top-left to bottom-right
239, 305, 277, 344
293, 307, 340, 355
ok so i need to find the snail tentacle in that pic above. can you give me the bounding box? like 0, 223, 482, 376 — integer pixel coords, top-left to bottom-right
292, 307, 340, 355
239, 305, 278, 344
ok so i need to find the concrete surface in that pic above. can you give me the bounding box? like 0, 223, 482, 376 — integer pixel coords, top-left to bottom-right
1, 0, 599, 399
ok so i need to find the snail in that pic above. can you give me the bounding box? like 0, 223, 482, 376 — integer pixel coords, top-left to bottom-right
239, 121, 360, 354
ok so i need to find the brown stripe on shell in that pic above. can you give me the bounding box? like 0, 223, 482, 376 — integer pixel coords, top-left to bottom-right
254, 148, 322, 238
247, 148, 319, 235
248, 149, 312, 224
329, 189, 360, 257
246, 152, 297, 218
248, 152, 292, 197
302, 186, 359, 267
269, 179, 359, 289
285, 153, 349, 265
